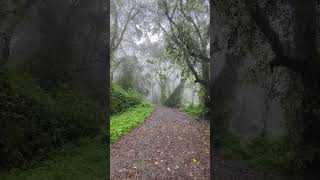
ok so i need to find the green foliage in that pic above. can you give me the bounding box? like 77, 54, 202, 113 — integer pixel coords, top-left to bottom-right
245, 134, 302, 173
217, 133, 248, 160
165, 34, 195, 79
0, 135, 107, 180
110, 103, 153, 143
163, 0, 209, 80
0, 72, 102, 170
51, 84, 102, 139
7, 72, 54, 106
218, 133, 303, 174
179, 103, 208, 119
110, 83, 143, 115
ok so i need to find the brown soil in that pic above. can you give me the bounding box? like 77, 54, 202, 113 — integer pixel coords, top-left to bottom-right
111, 106, 210, 180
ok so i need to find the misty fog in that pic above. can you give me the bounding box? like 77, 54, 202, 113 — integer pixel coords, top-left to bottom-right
111, 0, 209, 107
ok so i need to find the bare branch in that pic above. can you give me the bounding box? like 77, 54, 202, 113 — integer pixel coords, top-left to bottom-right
111, 5, 140, 54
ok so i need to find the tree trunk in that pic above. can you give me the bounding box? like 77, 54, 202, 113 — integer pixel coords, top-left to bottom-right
201, 59, 210, 108
0, 0, 35, 69
292, 0, 320, 176
200, 38, 210, 108
192, 90, 195, 104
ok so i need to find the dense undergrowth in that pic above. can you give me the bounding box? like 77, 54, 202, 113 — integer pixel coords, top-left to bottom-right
0, 70, 102, 170
217, 133, 302, 175
110, 83, 143, 115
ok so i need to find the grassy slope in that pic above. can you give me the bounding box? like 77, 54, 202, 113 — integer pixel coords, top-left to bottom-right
110, 103, 154, 143
0, 134, 107, 180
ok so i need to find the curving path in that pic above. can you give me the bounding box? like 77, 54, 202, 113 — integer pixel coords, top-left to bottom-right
111, 106, 210, 180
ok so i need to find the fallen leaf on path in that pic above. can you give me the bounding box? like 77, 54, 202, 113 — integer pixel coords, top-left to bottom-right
173, 165, 179, 170
192, 159, 197, 163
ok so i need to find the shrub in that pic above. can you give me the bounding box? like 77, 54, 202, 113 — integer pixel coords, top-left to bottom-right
51, 83, 101, 139
110, 83, 143, 115
0, 71, 101, 170
179, 103, 208, 119
245, 134, 302, 173
217, 132, 302, 175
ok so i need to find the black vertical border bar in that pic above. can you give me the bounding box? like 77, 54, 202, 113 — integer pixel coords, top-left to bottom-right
209, 0, 214, 179
104, 0, 110, 179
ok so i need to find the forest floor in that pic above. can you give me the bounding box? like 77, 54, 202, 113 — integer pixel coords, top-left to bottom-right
212, 157, 289, 180
111, 106, 210, 179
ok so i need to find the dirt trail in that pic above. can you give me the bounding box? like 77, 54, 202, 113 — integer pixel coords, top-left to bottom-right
111, 106, 210, 180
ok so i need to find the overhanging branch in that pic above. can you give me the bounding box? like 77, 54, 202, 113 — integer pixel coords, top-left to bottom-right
162, 0, 209, 63
244, 0, 308, 73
